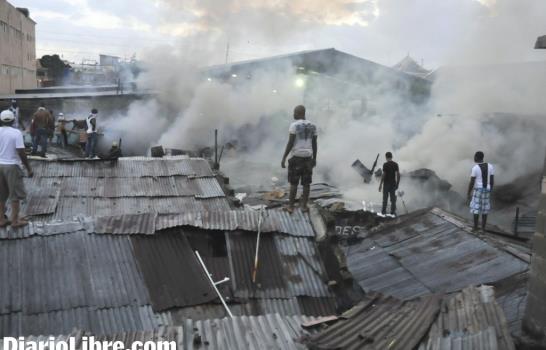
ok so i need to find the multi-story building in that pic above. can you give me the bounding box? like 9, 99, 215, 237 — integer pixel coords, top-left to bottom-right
0, 0, 36, 94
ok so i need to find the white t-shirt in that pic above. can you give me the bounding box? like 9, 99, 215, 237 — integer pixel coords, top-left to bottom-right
471, 163, 495, 190
0, 126, 24, 165
86, 114, 97, 134
289, 119, 317, 158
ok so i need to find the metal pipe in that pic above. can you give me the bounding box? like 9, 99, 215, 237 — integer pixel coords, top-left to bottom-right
214, 129, 218, 169
195, 250, 234, 318
252, 207, 265, 283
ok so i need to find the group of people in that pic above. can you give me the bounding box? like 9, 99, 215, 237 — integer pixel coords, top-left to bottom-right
0, 102, 103, 228
0, 101, 495, 231
5, 100, 100, 159
281, 105, 494, 232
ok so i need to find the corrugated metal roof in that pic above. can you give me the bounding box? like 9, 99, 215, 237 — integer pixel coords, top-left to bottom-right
25, 176, 225, 199
96, 314, 317, 350
158, 297, 336, 323
180, 314, 314, 350
17, 157, 231, 222
344, 239, 432, 300
226, 231, 332, 300
157, 209, 315, 237
48, 197, 231, 220
493, 272, 528, 337
345, 210, 529, 300
0, 232, 150, 315
0, 219, 88, 239
420, 286, 516, 350
227, 231, 288, 299
423, 327, 499, 350
0, 306, 160, 337
94, 213, 157, 235
303, 293, 442, 350
29, 157, 214, 178
131, 231, 217, 311
274, 236, 332, 298
25, 187, 61, 216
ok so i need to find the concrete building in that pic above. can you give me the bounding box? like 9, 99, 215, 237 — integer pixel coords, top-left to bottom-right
0, 0, 36, 94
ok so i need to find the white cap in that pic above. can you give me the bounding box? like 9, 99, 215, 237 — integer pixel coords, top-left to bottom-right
58, 112, 64, 116
0, 110, 15, 122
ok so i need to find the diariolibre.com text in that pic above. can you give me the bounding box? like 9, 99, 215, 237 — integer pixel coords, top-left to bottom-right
2, 337, 177, 350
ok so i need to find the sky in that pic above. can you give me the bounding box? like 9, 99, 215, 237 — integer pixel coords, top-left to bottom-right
9, 0, 546, 68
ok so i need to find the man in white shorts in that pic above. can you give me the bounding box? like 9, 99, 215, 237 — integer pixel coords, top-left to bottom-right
0, 110, 34, 228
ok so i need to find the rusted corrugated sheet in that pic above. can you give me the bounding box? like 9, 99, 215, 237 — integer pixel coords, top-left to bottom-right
94, 213, 157, 235
131, 231, 216, 311
156, 209, 315, 237
420, 286, 516, 350
304, 293, 442, 350
274, 235, 332, 297
227, 231, 288, 299
226, 232, 332, 300
0, 232, 150, 315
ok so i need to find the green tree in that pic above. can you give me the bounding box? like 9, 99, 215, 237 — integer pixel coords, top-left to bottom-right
39, 54, 71, 83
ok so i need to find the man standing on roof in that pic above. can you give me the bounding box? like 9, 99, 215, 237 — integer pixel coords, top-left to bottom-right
55, 113, 69, 148
85, 108, 98, 158
281, 105, 317, 213
378, 152, 400, 216
0, 110, 33, 228
31, 102, 54, 157
467, 151, 494, 232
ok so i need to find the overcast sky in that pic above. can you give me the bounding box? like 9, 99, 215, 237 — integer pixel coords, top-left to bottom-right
10, 0, 546, 68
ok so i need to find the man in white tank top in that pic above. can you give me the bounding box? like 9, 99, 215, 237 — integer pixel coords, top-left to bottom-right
85, 108, 98, 158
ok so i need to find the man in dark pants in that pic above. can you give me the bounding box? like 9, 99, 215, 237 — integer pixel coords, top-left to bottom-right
31, 103, 54, 157
379, 152, 400, 216
467, 151, 494, 232
281, 105, 317, 213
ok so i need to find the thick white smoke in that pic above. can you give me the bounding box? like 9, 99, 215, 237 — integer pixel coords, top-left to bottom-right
108, 0, 546, 220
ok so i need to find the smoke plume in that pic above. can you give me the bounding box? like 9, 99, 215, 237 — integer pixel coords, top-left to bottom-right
107, 0, 546, 219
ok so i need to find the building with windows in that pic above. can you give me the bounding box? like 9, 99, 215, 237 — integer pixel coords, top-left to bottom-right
0, 0, 36, 94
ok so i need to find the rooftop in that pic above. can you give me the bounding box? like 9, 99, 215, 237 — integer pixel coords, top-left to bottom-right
0, 156, 534, 347
0, 156, 336, 337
